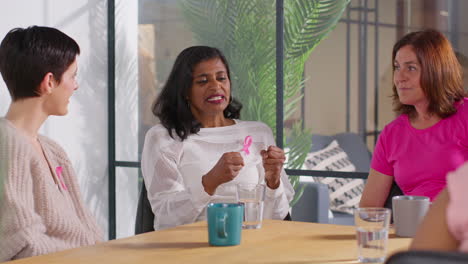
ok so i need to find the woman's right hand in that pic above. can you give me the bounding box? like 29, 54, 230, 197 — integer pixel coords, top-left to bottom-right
202, 152, 244, 195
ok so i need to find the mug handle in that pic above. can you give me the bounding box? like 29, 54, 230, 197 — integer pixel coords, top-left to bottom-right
217, 212, 228, 238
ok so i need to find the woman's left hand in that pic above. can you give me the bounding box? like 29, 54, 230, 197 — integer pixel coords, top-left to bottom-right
261, 146, 285, 189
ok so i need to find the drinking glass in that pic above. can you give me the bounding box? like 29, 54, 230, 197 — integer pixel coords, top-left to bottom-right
354, 208, 391, 263
236, 183, 265, 229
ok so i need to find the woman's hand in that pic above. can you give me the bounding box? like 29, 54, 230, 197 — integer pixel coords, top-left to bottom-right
261, 146, 285, 189
202, 152, 244, 195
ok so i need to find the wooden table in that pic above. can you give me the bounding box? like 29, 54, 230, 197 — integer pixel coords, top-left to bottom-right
11, 220, 411, 264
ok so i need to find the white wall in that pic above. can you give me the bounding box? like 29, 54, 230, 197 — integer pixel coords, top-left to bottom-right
0, 0, 109, 238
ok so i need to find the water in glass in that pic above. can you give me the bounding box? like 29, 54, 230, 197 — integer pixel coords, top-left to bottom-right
356, 227, 388, 263
355, 208, 391, 263
239, 199, 264, 229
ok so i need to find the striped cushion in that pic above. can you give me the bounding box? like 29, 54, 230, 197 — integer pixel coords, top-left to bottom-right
301, 140, 364, 214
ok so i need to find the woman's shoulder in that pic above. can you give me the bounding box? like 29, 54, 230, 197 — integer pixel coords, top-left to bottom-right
459, 97, 468, 105
145, 124, 175, 142
36, 136, 75, 168
146, 123, 169, 136
142, 124, 186, 164
380, 115, 407, 134
0, 118, 18, 137
37, 136, 67, 155
0, 119, 41, 169
143, 124, 181, 151
454, 97, 468, 115
0, 118, 32, 150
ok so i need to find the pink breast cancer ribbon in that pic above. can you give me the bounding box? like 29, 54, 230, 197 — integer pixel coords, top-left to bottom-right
241, 136, 253, 155
56, 166, 68, 191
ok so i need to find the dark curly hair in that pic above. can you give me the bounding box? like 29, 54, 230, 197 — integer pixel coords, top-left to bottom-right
152, 46, 242, 141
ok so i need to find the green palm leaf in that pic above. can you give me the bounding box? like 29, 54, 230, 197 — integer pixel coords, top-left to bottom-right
285, 0, 350, 59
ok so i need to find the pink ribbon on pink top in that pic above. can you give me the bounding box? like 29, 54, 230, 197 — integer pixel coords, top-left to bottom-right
56, 166, 68, 191
241, 136, 253, 155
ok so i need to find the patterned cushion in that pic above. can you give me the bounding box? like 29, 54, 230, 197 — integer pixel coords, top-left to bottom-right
301, 140, 364, 214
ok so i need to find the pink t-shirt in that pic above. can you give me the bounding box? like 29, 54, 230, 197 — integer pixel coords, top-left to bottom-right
446, 162, 468, 252
371, 98, 468, 201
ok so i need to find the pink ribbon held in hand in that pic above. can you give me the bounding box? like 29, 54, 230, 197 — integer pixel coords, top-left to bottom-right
56, 166, 68, 191
241, 136, 253, 155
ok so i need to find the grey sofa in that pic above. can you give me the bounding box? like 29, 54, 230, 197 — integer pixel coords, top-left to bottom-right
308, 133, 372, 172
291, 133, 372, 225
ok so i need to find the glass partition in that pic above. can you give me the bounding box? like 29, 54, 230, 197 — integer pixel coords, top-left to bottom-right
110, 0, 468, 238
116, 167, 139, 238
286, 0, 468, 175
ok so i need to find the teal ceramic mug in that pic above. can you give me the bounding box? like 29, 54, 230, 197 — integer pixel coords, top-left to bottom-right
207, 203, 244, 246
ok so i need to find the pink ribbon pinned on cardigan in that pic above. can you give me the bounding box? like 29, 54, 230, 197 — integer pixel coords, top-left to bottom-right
241, 136, 253, 155
56, 166, 68, 191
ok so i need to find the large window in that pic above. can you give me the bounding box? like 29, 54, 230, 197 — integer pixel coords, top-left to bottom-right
110, 0, 468, 239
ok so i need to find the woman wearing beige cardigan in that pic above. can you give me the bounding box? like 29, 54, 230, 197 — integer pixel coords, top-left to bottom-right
0, 26, 102, 261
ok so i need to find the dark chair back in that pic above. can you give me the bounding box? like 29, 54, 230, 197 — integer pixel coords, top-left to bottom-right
386, 250, 468, 264
383, 181, 404, 210
384, 181, 404, 210
291, 182, 330, 223
383, 181, 403, 223
135, 181, 155, 234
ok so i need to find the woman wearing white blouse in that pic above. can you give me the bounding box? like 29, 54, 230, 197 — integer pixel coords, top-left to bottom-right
141, 46, 294, 230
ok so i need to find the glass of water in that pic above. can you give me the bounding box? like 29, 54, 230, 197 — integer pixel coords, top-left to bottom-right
354, 208, 391, 263
236, 183, 265, 229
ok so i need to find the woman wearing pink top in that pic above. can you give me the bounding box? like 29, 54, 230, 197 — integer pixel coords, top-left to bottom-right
411, 163, 468, 252
360, 29, 467, 207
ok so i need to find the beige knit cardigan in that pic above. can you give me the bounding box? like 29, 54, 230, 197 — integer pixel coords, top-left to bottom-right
0, 118, 103, 261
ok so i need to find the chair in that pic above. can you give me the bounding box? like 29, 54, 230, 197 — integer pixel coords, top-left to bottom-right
383, 181, 403, 223
134, 181, 155, 234
291, 182, 330, 223
384, 181, 404, 210
385, 250, 468, 264
292, 132, 370, 225
310, 133, 371, 172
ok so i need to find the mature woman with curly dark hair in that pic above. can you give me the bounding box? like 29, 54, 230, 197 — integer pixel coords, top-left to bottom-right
141, 46, 294, 230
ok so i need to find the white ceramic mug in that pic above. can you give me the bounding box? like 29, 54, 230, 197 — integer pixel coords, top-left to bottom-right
392, 195, 430, 237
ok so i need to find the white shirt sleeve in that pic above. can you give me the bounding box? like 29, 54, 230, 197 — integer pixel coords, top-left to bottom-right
258, 124, 295, 220
141, 128, 211, 230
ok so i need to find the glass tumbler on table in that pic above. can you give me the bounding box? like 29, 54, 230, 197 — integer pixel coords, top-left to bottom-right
236, 183, 266, 229
354, 208, 391, 263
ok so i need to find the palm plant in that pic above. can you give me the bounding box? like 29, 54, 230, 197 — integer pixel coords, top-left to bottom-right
180, 0, 350, 205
